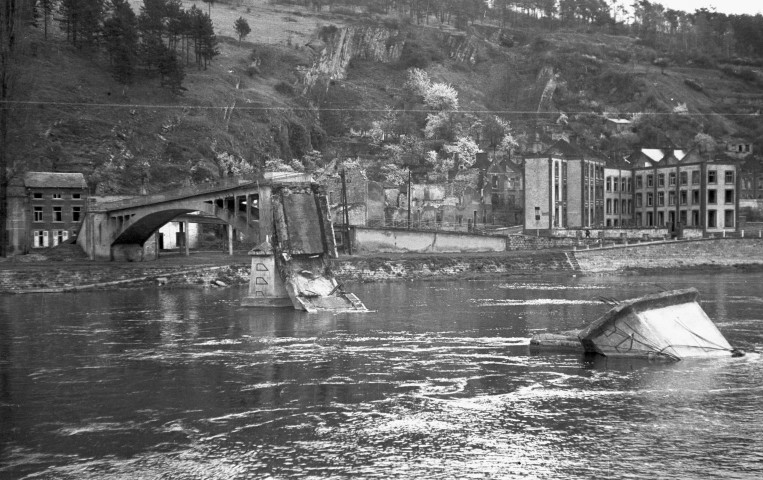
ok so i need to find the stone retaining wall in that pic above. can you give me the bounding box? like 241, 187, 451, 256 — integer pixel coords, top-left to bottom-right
573, 238, 763, 273
0, 264, 250, 294
331, 253, 573, 282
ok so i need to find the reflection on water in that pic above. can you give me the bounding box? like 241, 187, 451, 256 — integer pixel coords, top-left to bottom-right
1, 273, 762, 479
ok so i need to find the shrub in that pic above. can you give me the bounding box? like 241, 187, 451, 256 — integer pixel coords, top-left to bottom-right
275, 81, 295, 96
397, 41, 430, 69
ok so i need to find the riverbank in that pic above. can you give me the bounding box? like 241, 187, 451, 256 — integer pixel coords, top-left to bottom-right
2, 238, 763, 294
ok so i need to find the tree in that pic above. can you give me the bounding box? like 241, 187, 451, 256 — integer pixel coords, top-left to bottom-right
103, 0, 138, 89
1, 0, 33, 256
234, 16, 250, 44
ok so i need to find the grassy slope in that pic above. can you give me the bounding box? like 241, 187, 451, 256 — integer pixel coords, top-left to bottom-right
10, 1, 763, 196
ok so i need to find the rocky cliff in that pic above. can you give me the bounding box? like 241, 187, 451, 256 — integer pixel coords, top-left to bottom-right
300, 25, 403, 86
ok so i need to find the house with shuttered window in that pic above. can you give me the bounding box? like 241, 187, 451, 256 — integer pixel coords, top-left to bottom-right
6, 172, 89, 254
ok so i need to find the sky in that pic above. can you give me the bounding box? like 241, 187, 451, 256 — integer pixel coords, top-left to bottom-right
655, 0, 762, 16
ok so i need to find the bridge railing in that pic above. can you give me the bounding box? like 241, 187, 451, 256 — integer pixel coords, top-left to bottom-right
91, 177, 257, 211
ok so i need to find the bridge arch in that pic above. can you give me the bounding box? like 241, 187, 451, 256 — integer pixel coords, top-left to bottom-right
78, 184, 269, 261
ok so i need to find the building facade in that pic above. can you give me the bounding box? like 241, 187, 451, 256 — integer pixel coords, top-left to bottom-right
6, 172, 89, 254
523, 140, 607, 232
524, 144, 740, 234
629, 149, 739, 231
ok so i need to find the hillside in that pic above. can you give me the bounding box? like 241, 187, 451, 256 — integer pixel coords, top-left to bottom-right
6, 0, 763, 194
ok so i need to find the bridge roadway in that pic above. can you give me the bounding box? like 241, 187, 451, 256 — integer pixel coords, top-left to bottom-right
76, 176, 297, 261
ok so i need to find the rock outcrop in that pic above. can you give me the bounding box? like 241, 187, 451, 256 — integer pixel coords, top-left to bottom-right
300, 25, 403, 86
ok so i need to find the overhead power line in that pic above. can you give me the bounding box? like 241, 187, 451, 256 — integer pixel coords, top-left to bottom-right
1, 100, 761, 117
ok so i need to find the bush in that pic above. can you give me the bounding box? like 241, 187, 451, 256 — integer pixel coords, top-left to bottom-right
319, 25, 339, 43
397, 41, 430, 69
684, 78, 704, 92
275, 81, 295, 96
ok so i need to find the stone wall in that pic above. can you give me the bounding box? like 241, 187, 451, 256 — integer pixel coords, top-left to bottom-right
331, 252, 573, 282
573, 238, 763, 272
0, 264, 249, 294
351, 227, 506, 254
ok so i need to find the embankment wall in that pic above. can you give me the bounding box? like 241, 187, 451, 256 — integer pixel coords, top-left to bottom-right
331, 253, 573, 282
573, 238, 763, 272
352, 228, 506, 253
0, 264, 250, 294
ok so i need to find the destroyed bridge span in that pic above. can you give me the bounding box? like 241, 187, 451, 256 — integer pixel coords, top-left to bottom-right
76, 175, 307, 261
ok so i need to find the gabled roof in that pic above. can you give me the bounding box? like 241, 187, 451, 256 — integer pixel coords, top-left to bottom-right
24, 172, 87, 189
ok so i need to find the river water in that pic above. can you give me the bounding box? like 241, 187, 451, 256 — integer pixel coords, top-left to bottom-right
1, 272, 762, 479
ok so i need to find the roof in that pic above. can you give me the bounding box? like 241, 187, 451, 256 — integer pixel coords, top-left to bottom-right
24, 172, 88, 189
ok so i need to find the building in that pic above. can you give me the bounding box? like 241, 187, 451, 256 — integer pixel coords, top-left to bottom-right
6, 172, 89, 254
604, 166, 633, 227
524, 143, 740, 235
629, 148, 739, 231
523, 139, 606, 232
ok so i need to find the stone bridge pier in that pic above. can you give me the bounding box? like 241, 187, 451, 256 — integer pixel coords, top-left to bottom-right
77, 180, 276, 261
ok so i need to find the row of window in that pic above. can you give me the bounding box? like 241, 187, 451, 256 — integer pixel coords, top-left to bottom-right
33, 206, 82, 222
605, 176, 632, 193
634, 189, 734, 207
32, 192, 84, 200
32, 230, 75, 248
633, 209, 735, 229
634, 170, 734, 189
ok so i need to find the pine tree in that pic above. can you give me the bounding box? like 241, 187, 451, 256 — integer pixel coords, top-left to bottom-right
234, 16, 250, 44
103, 0, 138, 89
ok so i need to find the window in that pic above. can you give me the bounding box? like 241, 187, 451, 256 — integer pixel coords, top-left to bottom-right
692, 190, 700, 204
52, 193, 62, 200
647, 192, 654, 206
492, 176, 498, 188
680, 210, 687, 225
534, 207, 540, 221
658, 191, 665, 206
33, 192, 43, 199
613, 199, 619, 214
53, 230, 68, 246
636, 175, 643, 189
708, 189, 717, 204
658, 173, 665, 187
725, 171, 734, 184
72, 193, 82, 199
725, 189, 734, 204
34, 230, 48, 248
680, 171, 688, 185
647, 174, 654, 187
606, 177, 611, 192
636, 193, 643, 207
669, 172, 676, 186
725, 210, 735, 228
680, 191, 687, 205
646, 211, 654, 226
622, 178, 627, 192
708, 210, 717, 228
53, 206, 63, 222
606, 199, 612, 214
72, 206, 82, 222
657, 211, 664, 226
613, 177, 618, 192
692, 171, 700, 185
34, 206, 43, 222
669, 191, 676, 206
708, 170, 717, 184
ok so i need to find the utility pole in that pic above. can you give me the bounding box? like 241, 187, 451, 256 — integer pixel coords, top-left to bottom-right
340, 169, 351, 255
407, 169, 411, 230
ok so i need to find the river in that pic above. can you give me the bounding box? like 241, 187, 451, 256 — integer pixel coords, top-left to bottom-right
1, 272, 762, 479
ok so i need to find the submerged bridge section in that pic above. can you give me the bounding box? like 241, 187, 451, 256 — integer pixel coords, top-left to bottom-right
77, 177, 291, 261
242, 182, 367, 313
